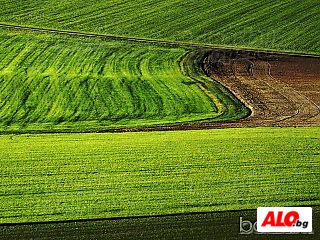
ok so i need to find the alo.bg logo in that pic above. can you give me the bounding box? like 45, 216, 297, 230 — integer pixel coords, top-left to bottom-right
257, 207, 312, 233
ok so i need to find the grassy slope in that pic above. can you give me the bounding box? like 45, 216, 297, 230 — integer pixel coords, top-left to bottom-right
0, 127, 319, 223
0, 0, 319, 55
0, 28, 248, 132
0, 0, 319, 227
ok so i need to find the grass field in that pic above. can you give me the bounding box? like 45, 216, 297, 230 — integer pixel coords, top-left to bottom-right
0, 127, 319, 223
0, 0, 319, 54
0, 28, 248, 133
0, 1, 319, 238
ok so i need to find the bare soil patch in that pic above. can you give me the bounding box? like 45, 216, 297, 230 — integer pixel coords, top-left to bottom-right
203, 50, 320, 127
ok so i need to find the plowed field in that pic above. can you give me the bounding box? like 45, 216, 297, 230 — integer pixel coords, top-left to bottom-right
204, 51, 320, 127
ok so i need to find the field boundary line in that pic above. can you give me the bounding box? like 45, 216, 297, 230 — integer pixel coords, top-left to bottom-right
1, 23, 320, 58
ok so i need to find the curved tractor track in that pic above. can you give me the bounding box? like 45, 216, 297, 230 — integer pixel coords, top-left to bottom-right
203, 50, 320, 128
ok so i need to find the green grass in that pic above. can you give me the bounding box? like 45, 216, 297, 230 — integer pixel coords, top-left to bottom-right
0, 127, 319, 223
0, 0, 319, 231
0, 0, 319, 55
0, 28, 248, 133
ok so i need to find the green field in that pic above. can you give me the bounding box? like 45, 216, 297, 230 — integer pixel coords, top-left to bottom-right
0, 0, 319, 54
0, 1, 319, 237
0, 28, 248, 133
0, 127, 319, 223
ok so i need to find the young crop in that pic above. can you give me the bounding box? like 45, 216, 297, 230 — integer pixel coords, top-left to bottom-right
0, 29, 248, 133
0, 0, 319, 55
0, 127, 319, 223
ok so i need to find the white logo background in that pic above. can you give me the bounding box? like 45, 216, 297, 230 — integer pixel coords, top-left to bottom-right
257, 207, 312, 233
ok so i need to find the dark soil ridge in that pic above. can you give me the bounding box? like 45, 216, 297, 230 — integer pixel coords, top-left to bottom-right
1, 206, 319, 240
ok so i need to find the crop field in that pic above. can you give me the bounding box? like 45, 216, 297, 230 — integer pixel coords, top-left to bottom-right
0, 127, 319, 224
0, 0, 319, 239
0, 28, 248, 133
0, 0, 319, 55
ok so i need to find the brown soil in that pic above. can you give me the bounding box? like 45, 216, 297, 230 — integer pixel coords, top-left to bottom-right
203, 50, 320, 127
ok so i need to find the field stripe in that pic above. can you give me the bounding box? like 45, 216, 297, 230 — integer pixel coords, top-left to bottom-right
2, 207, 319, 239
0, 23, 319, 58
0, 128, 319, 223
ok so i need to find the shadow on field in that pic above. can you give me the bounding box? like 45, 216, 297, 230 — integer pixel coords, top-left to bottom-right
0, 207, 318, 240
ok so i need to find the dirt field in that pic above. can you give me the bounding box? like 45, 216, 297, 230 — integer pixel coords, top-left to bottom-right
203, 50, 320, 127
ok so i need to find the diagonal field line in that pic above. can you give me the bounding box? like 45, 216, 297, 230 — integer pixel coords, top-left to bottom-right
0, 22, 320, 59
